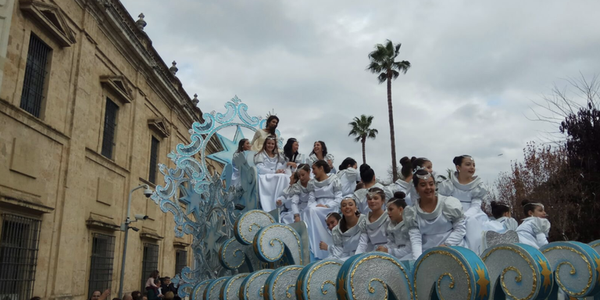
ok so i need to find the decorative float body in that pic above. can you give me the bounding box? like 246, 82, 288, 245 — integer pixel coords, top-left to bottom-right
150, 97, 600, 300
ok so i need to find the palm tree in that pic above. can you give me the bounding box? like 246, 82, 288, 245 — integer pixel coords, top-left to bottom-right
367, 40, 411, 181
348, 115, 379, 164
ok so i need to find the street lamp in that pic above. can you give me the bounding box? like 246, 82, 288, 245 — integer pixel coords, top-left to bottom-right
118, 184, 152, 297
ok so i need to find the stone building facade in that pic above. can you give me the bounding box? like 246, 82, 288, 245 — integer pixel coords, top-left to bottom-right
0, 1, 220, 299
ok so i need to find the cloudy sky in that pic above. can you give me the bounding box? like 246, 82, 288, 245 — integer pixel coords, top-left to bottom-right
121, 0, 600, 187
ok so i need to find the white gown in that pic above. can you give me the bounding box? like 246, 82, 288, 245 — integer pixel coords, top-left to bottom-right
328, 215, 367, 261
302, 176, 343, 259
406, 195, 467, 260
284, 153, 305, 175
278, 185, 296, 224
355, 212, 390, 254
335, 167, 360, 198
388, 179, 413, 206
438, 173, 489, 255
289, 182, 311, 217
482, 217, 518, 234
231, 152, 243, 187
306, 153, 336, 174
254, 152, 290, 212
385, 219, 412, 261
517, 217, 550, 249
352, 183, 393, 214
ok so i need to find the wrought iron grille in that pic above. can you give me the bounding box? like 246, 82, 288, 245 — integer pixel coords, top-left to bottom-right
149, 137, 160, 184
101, 98, 119, 158
0, 214, 41, 300
20, 34, 51, 118
175, 250, 187, 275
141, 243, 159, 292
88, 234, 115, 298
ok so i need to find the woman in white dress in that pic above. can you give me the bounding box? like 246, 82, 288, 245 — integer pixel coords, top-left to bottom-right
231, 138, 251, 187
306, 141, 336, 174
254, 135, 290, 212
438, 155, 489, 255
352, 164, 392, 213
277, 172, 299, 224
283, 138, 304, 175
406, 169, 467, 260
320, 198, 366, 261
516, 200, 550, 249
335, 157, 359, 198
325, 212, 341, 231
376, 192, 412, 260
483, 201, 518, 233
250, 115, 279, 152
302, 160, 343, 259
289, 164, 312, 223
356, 187, 390, 254
389, 156, 431, 206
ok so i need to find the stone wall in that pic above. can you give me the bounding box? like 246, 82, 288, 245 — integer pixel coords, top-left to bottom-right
0, 0, 221, 299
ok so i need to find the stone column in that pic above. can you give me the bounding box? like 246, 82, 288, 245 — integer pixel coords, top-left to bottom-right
0, 0, 15, 94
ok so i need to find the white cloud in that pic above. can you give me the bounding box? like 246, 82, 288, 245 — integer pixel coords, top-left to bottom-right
121, 0, 600, 186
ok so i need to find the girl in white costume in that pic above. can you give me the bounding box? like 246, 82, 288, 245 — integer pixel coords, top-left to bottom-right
302, 160, 343, 259
389, 157, 432, 206
254, 136, 290, 212
406, 169, 467, 260
250, 115, 279, 152
231, 138, 251, 187
483, 201, 518, 233
277, 172, 299, 224
352, 164, 392, 213
517, 200, 550, 249
283, 138, 304, 174
320, 198, 366, 261
289, 164, 312, 223
335, 157, 360, 198
376, 192, 412, 261
306, 141, 336, 174
438, 155, 489, 255
356, 187, 390, 254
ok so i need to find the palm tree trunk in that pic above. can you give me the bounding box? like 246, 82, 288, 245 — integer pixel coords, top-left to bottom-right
361, 138, 366, 165
387, 74, 398, 181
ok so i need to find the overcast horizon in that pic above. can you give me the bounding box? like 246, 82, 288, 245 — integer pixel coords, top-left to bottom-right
121, 0, 600, 190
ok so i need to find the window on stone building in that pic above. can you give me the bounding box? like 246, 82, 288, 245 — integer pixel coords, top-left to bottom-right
175, 249, 187, 275
141, 243, 159, 292
0, 214, 41, 300
101, 98, 119, 159
148, 136, 160, 184
20, 34, 52, 118
88, 233, 115, 299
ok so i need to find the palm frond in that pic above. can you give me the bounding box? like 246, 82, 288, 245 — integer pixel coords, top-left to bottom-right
392, 61, 411, 74
391, 70, 400, 80
366, 61, 383, 74
377, 72, 387, 83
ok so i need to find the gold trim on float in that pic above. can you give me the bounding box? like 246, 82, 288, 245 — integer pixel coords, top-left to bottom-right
481, 245, 537, 300
414, 250, 469, 300
542, 245, 592, 297
349, 255, 412, 300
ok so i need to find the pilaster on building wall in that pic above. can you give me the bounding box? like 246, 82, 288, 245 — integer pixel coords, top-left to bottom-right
0, 1, 222, 299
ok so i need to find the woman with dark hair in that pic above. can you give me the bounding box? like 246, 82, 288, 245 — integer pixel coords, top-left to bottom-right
145, 270, 161, 297
250, 115, 279, 151
283, 138, 304, 173
320, 197, 366, 261
289, 164, 312, 223
302, 160, 343, 259
352, 164, 392, 213
254, 135, 289, 212
438, 155, 489, 254
389, 156, 432, 206
483, 201, 518, 232
356, 187, 390, 254
516, 200, 549, 249
306, 141, 336, 173
335, 157, 359, 198
406, 169, 466, 260
231, 138, 251, 187
376, 192, 412, 260
277, 172, 300, 224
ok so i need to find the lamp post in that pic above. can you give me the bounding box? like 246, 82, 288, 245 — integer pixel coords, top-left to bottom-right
118, 184, 152, 298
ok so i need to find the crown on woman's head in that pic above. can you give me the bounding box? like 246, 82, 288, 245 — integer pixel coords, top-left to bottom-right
266, 109, 277, 118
